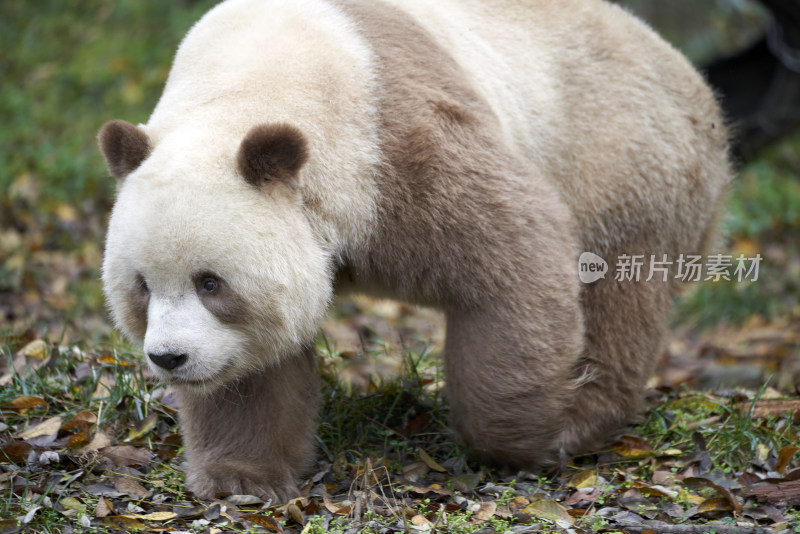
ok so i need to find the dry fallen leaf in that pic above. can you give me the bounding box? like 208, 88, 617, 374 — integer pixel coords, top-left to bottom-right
453, 472, 480, 492
113, 476, 152, 499
679, 489, 706, 506
242, 513, 283, 532
523, 499, 574, 525
641, 484, 678, 499
0, 440, 33, 463
19, 339, 47, 360
735, 399, 800, 418
683, 477, 742, 514
95, 496, 114, 518
410, 514, 433, 528
564, 488, 602, 506
6, 395, 47, 411
97, 354, 134, 367
697, 497, 734, 514
59, 497, 84, 511
76, 428, 113, 454
474, 500, 497, 521
66, 425, 92, 449
101, 445, 153, 468
417, 448, 446, 473
126, 413, 158, 442
402, 461, 429, 478
96, 515, 147, 530
0, 519, 21, 533
652, 469, 682, 486
122, 512, 177, 521
0, 353, 25, 386
569, 469, 598, 489
91, 372, 116, 400
775, 446, 799, 474
287, 500, 304, 525
508, 496, 530, 513
61, 410, 97, 432
322, 494, 341, 514
406, 484, 452, 499
15, 415, 61, 441
612, 435, 654, 457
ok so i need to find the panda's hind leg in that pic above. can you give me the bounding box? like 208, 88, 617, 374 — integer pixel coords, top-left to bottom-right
444, 288, 584, 470
559, 262, 672, 454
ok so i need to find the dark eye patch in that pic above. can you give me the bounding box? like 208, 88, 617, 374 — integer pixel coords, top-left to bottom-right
136, 273, 150, 294
126, 273, 150, 339
192, 272, 249, 324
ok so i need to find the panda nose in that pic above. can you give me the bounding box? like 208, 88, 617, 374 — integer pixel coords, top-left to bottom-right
148, 352, 188, 370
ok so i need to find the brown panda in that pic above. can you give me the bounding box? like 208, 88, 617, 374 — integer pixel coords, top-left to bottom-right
99, 0, 730, 502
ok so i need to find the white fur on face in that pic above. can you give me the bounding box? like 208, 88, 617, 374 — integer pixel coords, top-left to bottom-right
103, 0, 385, 387
103, 144, 333, 388
143, 293, 249, 387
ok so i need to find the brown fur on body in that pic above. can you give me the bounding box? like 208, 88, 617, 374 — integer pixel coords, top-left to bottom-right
336, 0, 730, 466
179, 346, 320, 501
335, 0, 585, 467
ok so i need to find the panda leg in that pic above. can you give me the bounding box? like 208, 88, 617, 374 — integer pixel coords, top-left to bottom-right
560, 271, 670, 455
177, 346, 320, 503
444, 300, 583, 470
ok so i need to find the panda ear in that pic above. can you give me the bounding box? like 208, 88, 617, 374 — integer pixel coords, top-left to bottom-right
98, 120, 152, 180
237, 123, 309, 187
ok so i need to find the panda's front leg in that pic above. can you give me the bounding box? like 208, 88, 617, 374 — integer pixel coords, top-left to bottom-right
176, 346, 320, 503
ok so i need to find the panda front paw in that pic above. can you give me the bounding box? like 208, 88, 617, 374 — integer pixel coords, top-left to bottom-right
185, 461, 300, 504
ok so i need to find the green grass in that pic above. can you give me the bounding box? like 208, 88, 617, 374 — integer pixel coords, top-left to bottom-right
1, 0, 217, 205
638, 386, 798, 473
674, 135, 800, 328
0, 333, 160, 533
728, 148, 800, 237
0, 334, 150, 427
316, 333, 457, 466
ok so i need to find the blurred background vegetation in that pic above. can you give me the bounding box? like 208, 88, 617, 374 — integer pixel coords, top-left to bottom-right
0, 0, 798, 341
621, 0, 769, 61
1, 0, 219, 342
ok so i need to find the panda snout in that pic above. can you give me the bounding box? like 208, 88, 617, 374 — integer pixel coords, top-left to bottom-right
148, 351, 188, 370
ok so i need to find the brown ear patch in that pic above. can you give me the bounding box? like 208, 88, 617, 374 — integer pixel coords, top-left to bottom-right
98, 120, 152, 179
237, 123, 309, 187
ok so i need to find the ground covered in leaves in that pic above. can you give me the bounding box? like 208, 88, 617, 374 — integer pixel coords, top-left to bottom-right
3, 1, 800, 533
2, 303, 800, 534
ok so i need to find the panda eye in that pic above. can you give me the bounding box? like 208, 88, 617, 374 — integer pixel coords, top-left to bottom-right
200, 277, 219, 293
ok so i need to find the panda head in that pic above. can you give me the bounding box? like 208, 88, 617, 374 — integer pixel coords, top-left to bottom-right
98, 120, 332, 390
